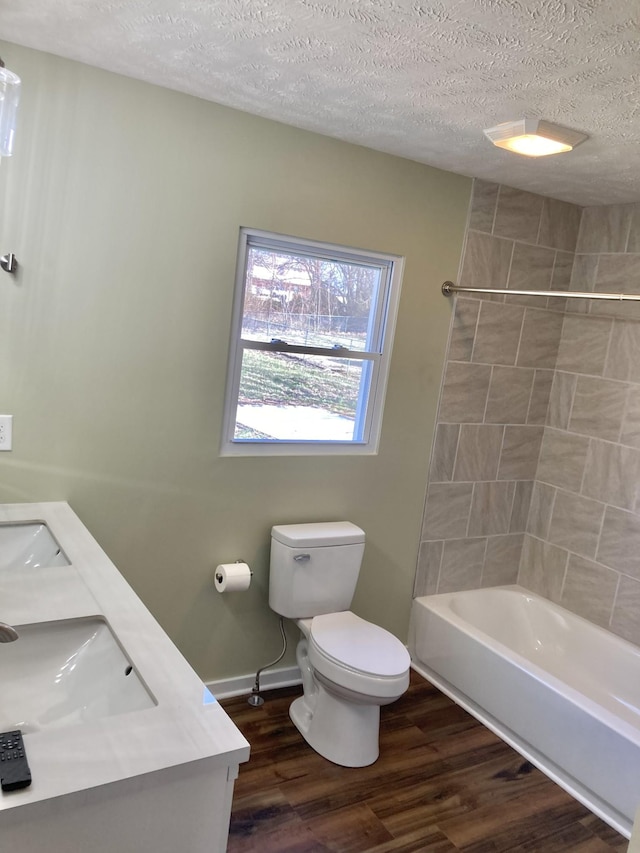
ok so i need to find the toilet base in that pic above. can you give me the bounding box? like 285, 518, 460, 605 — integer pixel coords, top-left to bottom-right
289, 685, 380, 767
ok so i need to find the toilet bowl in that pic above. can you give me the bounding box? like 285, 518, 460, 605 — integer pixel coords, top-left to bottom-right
290, 611, 410, 767
268, 521, 411, 767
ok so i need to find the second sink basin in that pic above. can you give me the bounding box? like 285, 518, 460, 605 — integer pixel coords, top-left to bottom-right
0, 617, 156, 732
0, 522, 69, 571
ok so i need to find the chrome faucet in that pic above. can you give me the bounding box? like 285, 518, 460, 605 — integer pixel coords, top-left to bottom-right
0, 622, 18, 642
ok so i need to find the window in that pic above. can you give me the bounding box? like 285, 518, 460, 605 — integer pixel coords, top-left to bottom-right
221, 228, 404, 455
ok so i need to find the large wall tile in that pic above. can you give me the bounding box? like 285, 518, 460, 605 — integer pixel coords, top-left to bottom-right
449, 298, 480, 362
537, 428, 589, 491
625, 204, 640, 253
547, 372, 576, 430
547, 250, 575, 312
604, 319, 640, 383
469, 179, 499, 233
556, 315, 612, 375
438, 537, 487, 593
539, 198, 581, 252
510, 480, 533, 532
471, 301, 525, 365
620, 386, 640, 449
498, 425, 544, 480
493, 186, 543, 243
459, 230, 513, 292
560, 555, 618, 628
482, 534, 523, 586
468, 481, 516, 536
422, 482, 473, 540
564, 254, 598, 315
568, 376, 627, 441
507, 243, 555, 308
518, 534, 568, 602
453, 425, 504, 481
430, 423, 460, 482
527, 370, 553, 424
551, 251, 575, 289
516, 308, 563, 368
413, 540, 443, 597
439, 362, 491, 423
582, 440, 640, 511
547, 489, 605, 560
577, 205, 634, 253
592, 255, 640, 321
485, 366, 535, 424
527, 482, 556, 539
597, 506, 640, 579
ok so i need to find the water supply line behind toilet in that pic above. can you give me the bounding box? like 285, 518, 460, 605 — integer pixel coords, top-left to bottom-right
248, 615, 287, 707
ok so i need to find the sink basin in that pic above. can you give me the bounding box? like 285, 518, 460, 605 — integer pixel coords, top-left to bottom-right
0, 618, 156, 732
0, 523, 69, 571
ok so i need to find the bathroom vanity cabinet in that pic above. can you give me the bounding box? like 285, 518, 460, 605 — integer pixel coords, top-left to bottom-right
0, 501, 250, 852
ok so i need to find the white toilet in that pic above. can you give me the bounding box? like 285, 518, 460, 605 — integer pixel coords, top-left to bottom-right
269, 521, 411, 767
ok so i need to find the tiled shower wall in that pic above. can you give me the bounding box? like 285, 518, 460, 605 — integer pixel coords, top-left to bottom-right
416, 181, 640, 646
525, 204, 640, 644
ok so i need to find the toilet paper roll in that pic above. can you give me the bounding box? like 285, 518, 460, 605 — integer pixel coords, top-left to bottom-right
215, 562, 252, 593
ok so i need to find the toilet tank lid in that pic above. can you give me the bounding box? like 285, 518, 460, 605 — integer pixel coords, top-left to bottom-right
271, 521, 365, 547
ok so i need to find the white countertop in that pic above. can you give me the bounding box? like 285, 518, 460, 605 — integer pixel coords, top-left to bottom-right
0, 501, 250, 811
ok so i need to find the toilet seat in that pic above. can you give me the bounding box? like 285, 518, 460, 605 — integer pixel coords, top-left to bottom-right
307, 611, 410, 700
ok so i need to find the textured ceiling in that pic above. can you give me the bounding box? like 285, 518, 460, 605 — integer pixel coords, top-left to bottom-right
1, 0, 639, 206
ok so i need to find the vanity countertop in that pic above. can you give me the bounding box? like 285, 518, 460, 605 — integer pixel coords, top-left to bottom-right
0, 501, 250, 811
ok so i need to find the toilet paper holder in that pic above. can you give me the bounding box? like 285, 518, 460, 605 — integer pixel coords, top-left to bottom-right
215, 559, 253, 586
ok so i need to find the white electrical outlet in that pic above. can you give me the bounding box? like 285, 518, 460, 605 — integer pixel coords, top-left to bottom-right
0, 415, 13, 451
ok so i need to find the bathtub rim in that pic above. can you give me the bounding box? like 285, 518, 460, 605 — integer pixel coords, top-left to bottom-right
413, 584, 640, 748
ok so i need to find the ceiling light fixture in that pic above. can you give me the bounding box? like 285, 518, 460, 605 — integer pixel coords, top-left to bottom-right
483, 118, 588, 158
0, 56, 21, 158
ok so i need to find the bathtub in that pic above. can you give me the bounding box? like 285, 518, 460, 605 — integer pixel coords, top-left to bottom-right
409, 584, 640, 838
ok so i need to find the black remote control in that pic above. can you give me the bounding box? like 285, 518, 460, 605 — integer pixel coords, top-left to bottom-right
0, 730, 31, 792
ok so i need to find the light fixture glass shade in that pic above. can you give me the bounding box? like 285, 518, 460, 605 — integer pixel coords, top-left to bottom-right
484, 119, 587, 158
0, 61, 21, 158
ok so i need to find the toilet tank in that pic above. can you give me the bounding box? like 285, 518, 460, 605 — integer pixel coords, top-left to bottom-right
269, 522, 365, 618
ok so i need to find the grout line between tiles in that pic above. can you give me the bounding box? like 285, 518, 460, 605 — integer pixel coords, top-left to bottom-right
601, 314, 616, 379
617, 384, 631, 446
557, 550, 570, 603
546, 486, 559, 542
535, 200, 544, 247
503, 239, 516, 303
523, 368, 539, 425
512, 301, 527, 367
481, 365, 494, 423
465, 482, 475, 539
624, 211, 634, 253
578, 437, 591, 496
478, 535, 490, 587
565, 372, 578, 431
608, 572, 623, 630
491, 185, 500, 235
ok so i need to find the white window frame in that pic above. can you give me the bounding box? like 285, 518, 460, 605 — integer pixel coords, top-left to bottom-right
220, 228, 404, 456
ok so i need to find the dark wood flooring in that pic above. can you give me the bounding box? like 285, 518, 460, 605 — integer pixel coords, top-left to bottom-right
221, 670, 628, 853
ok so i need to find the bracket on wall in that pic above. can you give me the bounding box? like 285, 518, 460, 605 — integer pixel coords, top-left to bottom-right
0, 254, 17, 274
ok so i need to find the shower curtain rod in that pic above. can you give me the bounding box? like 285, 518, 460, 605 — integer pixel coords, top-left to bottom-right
441, 281, 640, 302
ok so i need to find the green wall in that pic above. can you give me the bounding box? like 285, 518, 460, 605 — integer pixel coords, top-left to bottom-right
0, 42, 470, 682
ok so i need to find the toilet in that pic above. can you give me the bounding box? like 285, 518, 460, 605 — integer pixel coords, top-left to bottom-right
269, 521, 410, 767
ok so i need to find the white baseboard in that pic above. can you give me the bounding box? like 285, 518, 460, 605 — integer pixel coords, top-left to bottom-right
207, 665, 302, 700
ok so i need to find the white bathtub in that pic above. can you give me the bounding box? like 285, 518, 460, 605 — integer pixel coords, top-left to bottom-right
409, 584, 640, 838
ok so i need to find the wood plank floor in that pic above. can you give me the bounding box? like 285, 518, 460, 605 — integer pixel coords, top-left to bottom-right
221, 671, 628, 853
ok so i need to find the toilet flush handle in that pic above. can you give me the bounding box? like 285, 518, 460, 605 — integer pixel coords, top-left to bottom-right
294, 553, 311, 563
